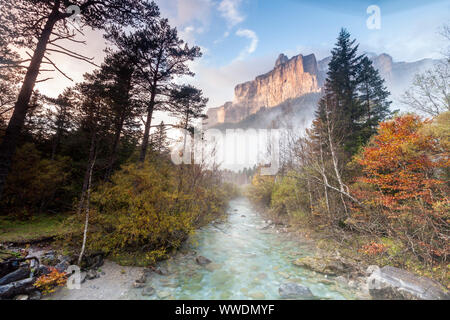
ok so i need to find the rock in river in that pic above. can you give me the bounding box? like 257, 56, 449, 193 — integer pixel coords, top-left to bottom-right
367, 266, 449, 300
55, 260, 70, 273
279, 283, 314, 299
142, 286, 155, 296
155, 266, 170, 276
293, 256, 352, 276
195, 256, 212, 266
135, 273, 147, 284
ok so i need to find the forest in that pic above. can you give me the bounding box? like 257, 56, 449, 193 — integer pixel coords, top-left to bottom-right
248, 28, 449, 286
0, 1, 238, 267
0, 0, 448, 300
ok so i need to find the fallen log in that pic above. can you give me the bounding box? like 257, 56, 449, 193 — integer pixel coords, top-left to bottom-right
0, 277, 36, 300
0, 267, 30, 285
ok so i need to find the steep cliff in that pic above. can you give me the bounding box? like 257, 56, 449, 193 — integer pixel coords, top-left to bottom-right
206, 52, 440, 128
206, 53, 321, 126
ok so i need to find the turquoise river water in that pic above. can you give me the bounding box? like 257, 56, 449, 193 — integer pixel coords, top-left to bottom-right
124, 197, 360, 300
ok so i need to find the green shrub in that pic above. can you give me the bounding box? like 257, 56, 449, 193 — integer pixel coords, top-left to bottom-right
65, 160, 236, 265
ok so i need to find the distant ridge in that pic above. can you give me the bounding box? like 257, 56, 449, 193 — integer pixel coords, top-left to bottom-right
205, 52, 440, 129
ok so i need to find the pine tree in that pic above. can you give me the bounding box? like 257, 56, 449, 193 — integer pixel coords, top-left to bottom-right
150, 121, 169, 156
357, 56, 392, 144
325, 28, 363, 152
109, 18, 202, 163
317, 28, 391, 155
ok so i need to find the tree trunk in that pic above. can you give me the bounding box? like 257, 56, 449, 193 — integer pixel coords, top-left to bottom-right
139, 51, 162, 163
77, 130, 97, 215
325, 102, 350, 217
51, 112, 64, 161
139, 95, 155, 163
78, 151, 96, 266
105, 116, 125, 179
105, 72, 132, 178
307, 179, 313, 215
319, 143, 331, 216
0, 12, 59, 199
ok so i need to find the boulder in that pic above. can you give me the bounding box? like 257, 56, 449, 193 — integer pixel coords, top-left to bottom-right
0, 250, 21, 278
41, 251, 58, 266
293, 256, 353, 276
135, 273, 147, 284
28, 290, 42, 300
0, 267, 30, 285
37, 265, 51, 276
195, 256, 212, 266
85, 269, 98, 280
14, 294, 29, 300
155, 266, 170, 276
367, 266, 449, 300
81, 252, 104, 270
80, 271, 87, 284
279, 283, 315, 299
133, 281, 145, 289
142, 286, 155, 296
55, 260, 70, 273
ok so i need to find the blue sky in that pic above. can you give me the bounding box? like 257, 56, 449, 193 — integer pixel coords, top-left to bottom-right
154, 0, 450, 108
35, 0, 450, 110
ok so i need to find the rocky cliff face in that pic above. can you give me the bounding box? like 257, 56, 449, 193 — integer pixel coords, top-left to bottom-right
206, 53, 321, 126
206, 52, 440, 128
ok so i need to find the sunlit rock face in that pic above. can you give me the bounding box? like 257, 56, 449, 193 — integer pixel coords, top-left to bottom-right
205, 52, 440, 128
206, 53, 321, 127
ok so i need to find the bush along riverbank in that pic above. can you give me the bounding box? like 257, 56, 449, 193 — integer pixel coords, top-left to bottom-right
0, 157, 239, 300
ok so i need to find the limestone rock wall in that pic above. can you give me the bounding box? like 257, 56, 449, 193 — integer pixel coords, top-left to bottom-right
206, 53, 321, 127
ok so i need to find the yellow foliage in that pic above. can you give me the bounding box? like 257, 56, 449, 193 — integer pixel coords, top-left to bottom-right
65, 160, 237, 265
34, 268, 68, 295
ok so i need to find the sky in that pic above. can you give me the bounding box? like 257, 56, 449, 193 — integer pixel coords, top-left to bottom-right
34, 0, 450, 115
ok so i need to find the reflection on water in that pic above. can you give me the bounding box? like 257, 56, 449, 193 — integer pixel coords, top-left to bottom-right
125, 197, 358, 300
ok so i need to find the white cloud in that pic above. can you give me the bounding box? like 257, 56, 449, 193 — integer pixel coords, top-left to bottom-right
179, 25, 207, 44
155, 0, 213, 43
218, 0, 245, 28
187, 54, 275, 108
235, 28, 259, 60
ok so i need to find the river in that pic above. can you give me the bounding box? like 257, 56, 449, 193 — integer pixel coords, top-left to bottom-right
119, 197, 359, 300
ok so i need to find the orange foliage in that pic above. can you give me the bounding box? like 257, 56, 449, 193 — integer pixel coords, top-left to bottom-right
356, 114, 448, 214
33, 268, 68, 295
354, 114, 449, 261
359, 242, 387, 256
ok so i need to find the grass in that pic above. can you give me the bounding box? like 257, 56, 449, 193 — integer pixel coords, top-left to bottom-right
0, 214, 71, 244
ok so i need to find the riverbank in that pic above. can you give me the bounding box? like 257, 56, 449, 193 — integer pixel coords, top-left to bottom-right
2, 197, 370, 300
2, 197, 448, 300
247, 198, 450, 299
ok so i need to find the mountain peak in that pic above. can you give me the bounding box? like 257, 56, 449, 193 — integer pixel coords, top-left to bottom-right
275, 53, 289, 67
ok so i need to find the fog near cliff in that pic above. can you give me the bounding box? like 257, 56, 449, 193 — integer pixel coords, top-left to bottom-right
196, 52, 442, 172
204, 93, 320, 172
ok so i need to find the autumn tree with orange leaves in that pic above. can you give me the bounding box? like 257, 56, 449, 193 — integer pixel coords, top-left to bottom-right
354, 114, 449, 262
